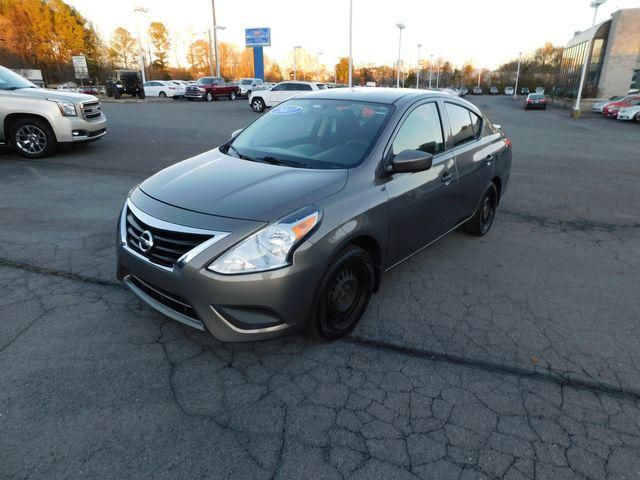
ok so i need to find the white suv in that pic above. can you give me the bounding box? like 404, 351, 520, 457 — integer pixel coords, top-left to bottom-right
248, 81, 320, 113
237, 78, 265, 97
0, 66, 107, 158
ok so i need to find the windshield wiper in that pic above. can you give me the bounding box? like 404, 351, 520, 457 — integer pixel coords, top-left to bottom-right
259, 156, 307, 168
225, 144, 255, 161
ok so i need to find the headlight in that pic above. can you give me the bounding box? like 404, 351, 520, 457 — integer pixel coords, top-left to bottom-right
209, 206, 321, 274
49, 100, 77, 117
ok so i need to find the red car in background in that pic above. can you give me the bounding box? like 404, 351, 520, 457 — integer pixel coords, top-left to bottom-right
602, 96, 640, 118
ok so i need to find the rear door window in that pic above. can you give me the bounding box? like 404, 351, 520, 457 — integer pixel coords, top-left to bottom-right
445, 103, 477, 147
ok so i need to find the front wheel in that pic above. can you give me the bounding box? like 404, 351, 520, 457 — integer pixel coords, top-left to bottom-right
10, 118, 57, 159
159, 91, 166, 98
206, 92, 213, 102
307, 246, 374, 340
229, 90, 236, 101
635, 112, 640, 123
251, 97, 265, 112
464, 183, 498, 236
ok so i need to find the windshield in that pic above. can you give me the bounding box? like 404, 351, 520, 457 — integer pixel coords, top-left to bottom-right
197, 77, 213, 85
226, 99, 392, 170
0, 66, 36, 90
240, 79, 252, 85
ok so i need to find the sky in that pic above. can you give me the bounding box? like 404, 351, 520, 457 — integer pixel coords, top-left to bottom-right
66, 0, 640, 70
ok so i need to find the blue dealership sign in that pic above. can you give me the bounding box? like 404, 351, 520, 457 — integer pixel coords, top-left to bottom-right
245, 28, 271, 47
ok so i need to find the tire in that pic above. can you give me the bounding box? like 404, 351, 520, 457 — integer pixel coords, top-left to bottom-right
247, 89, 252, 98
159, 91, 166, 98
229, 90, 236, 101
251, 97, 265, 113
635, 112, 640, 123
10, 117, 56, 159
113, 88, 121, 99
138, 88, 145, 99
464, 183, 498, 236
206, 91, 213, 102
307, 245, 374, 340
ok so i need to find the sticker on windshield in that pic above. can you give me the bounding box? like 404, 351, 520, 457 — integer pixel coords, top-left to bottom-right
272, 105, 303, 115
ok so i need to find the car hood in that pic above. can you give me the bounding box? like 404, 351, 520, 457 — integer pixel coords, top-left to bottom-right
139, 149, 348, 222
10, 87, 98, 103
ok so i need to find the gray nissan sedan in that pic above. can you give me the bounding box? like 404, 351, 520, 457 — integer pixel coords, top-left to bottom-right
117, 88, 511, 341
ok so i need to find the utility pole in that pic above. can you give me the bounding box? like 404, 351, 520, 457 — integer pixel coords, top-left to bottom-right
348, 0, 353, 87
428, 53, 433, 88
416, 43, 422, 89
211, 0, 220, 77
133, 7, 149, 83
436, 57, 440, 88
207, 29, 214, 77
514, 51, 522, 97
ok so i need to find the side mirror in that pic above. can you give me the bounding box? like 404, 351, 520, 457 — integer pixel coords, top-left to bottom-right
231, 128, 243, 139
391, 149, 433, 173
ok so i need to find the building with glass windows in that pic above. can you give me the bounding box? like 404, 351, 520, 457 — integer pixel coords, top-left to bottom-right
556, 8, 640, 99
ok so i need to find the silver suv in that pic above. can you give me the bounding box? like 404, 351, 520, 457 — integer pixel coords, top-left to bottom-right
0, 66, 107, 159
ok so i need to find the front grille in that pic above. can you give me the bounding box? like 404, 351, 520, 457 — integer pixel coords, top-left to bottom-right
125, 208, 213, 269
128, 274, 200, 322
81, 101, 102, 119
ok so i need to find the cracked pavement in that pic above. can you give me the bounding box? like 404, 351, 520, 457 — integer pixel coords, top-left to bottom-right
1, 98, 639, 479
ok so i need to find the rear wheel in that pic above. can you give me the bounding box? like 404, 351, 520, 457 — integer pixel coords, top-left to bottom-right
159, 91, 166, 98
464, 183, 498, 236
10, 118, 56, 159
138, 88, 145, 99
307, 246, 374, 340
251, 97, 265, 112
229, 90, 236, 101
635, 112, 640, 123
113, 88, 121, 99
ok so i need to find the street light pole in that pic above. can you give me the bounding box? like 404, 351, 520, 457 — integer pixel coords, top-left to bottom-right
573, 0, 606, 117
428, 53, 433, 88
348, 0, 353, 87
416, 43, 422, 89
133, 6, 149, 83
477, 68, 482, 87
207, 29, 214, 77
436, 56, 441, 88
293, 46, 301, 80
513, 51, 522, 98
210, 0, 223, 78
395, 23, 405, 88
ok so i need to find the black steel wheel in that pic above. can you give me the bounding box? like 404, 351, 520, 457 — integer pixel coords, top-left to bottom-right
10, 118, 56, 159
308, 245, 374, 340
464, 183, 498, 236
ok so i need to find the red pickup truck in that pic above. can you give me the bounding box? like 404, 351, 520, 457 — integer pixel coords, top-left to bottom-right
185, 77, 240, 102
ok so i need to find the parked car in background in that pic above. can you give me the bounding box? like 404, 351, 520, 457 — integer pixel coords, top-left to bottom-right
524, 93, 547, 110
472, 86, 483, 95
58, 82, 78, 92
617, 104, 640, 122
603, 97, 640, 118
168, 81, 187, 97
79, 86, 100, 95
248, 81, 320, 112
504, 86, 514, 95
0, 65, 107, 159
185, 77, 240, 101
459, 87, 469, 96
593, 94, 634, 113
142, 81, 179, 98
237, 78, 265, 97
116, 88, 511, 341
520, 87, 530, 95
535, 87, 545, 95
489, 86, 499, 95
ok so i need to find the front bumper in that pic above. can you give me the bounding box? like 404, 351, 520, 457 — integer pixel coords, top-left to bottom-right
185, 92, 206, 99
617, 113, 633, 120
52, 114, 108, 143
116, 194, 325, 342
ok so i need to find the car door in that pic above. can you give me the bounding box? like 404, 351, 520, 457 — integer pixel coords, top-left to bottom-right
267, 83, 290, 105
385, 101, 459, 266
143, 82, 158, 97
443, 102, 499, 221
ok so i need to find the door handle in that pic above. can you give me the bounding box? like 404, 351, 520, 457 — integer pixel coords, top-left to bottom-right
441, 172, 454, 185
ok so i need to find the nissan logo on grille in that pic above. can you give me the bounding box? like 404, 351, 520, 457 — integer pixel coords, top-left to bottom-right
138, 230, 154, 253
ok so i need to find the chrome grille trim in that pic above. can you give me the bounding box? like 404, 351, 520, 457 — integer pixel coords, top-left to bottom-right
80, 100, 102, 120
120, 200, 230, 272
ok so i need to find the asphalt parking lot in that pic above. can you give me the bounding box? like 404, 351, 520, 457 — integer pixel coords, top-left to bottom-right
1, 95, 639, 479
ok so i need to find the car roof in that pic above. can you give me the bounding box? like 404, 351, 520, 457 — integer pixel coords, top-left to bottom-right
293, 87, 479, 109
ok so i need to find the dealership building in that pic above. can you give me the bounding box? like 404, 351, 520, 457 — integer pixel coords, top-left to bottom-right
556, 8, 640, 99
